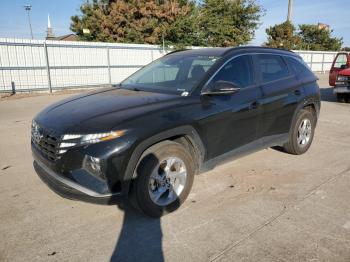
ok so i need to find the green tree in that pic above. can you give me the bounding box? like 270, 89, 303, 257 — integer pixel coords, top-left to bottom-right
198, 0, 263, 47
70, 0, 110, 41
298, 24, 343, 51
71, 0, 196, 46
166, 4, 206, 48
265, 21, 301, 50
70, 0, 263, 47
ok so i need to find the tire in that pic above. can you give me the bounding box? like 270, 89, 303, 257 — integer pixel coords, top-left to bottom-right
337, 93, 346, 103
132, 141, 195, 217
283, 109, 316, 155
345, 94, 350, 103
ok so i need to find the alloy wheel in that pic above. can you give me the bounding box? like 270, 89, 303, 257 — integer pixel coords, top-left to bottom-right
297, 118, 312, 147
148, 157, 187, 206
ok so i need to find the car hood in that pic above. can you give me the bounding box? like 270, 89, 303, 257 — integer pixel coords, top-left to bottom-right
35, 87, 181, 133
339, 68, 350, 76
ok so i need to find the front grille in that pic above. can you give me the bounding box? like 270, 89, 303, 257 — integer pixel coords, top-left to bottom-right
32, 125, 60, 161
336, 76, 350, 86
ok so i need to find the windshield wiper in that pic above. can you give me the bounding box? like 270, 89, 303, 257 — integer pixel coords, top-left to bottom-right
117, 84, 141, 92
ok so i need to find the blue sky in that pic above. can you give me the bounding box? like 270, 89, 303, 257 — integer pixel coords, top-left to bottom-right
252, 0, 350, 46
0, 0, 349, 46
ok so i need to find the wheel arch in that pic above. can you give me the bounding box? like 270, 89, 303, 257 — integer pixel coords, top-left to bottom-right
122, 125, 205, 194
290, 98, 320, 133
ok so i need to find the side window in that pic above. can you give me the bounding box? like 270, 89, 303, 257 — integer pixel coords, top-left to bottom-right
256, 54, 290, 83
210, 55, 254, 88
285, 56, 313, 78
334, 54, 348, 68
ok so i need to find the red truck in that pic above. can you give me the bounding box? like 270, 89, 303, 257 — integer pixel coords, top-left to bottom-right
329, 52, 350, 102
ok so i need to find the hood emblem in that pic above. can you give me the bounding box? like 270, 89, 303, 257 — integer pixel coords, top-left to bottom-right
33, 125, 44, 144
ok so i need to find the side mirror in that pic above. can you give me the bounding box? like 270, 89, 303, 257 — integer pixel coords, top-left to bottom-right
202, 81, 240, 95
340, 64, 348, 69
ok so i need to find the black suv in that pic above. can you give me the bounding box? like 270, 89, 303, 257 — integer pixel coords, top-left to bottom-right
32, 47, 320, 217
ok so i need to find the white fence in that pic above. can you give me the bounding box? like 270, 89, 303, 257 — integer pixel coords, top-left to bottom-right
0, 38, 165, 93
293, 50, 339, 73
0, 38, 340, 93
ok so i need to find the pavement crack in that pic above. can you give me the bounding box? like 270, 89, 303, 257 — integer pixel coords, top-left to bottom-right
209, 166, 350, 262
301, 166, 350, 202
210, 206, 288, 262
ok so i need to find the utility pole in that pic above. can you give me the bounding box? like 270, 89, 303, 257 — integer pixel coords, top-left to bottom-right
24, 5, 34, 39
287, 0, 293, 22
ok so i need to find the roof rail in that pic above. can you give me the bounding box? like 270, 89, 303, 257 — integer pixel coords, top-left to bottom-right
222, 46, 295, 56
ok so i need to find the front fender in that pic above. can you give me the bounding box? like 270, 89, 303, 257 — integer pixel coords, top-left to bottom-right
119, 125, 205, 194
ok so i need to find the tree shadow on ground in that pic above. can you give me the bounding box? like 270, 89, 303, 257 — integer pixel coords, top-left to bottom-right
110, 200, 164, 262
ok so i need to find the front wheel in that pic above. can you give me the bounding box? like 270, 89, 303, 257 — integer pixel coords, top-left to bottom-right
283, 109, 316, 155
132, 141, 195, 217
336, 93, 347, 103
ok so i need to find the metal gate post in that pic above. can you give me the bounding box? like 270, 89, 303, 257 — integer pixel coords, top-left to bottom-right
43, 42, 52, 93
321, 53, 325, 73
11, 81, 16, 94
107, 46, 112, 85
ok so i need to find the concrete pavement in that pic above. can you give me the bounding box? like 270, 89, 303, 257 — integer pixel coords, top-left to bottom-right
0, 74, 350, 261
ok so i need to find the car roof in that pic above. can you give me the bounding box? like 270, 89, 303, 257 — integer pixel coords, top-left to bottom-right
166, 46, 297, 58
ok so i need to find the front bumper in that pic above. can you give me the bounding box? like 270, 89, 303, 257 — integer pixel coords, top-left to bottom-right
333, 86, 350, 94
33, 153, 124, 205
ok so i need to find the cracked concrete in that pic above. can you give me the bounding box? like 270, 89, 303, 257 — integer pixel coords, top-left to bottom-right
0, 74, 350, 261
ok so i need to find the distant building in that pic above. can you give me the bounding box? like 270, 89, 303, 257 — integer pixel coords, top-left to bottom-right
46, 14, 77, 41
51, 34, 78, 41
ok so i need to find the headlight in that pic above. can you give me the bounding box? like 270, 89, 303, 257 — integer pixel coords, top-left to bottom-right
337, 75, 347, 81
59, 130, 126, 150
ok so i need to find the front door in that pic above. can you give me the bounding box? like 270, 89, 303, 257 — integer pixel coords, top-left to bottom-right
329, 53, 349, 86
198, 55, 263, 159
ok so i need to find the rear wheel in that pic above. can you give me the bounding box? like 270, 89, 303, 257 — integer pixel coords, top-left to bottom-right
283, 109, 316, 155
132, 141, 195, 217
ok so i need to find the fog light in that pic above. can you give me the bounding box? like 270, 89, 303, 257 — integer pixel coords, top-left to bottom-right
83, 155, 104, 179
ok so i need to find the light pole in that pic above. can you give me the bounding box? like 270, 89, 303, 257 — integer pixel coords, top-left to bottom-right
287, 0, 293, 22
24, 5, 34, 39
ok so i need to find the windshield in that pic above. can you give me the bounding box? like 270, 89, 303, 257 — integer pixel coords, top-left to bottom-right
120, 54, 220, 94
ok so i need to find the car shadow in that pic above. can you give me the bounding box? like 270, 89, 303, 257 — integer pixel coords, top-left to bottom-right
320, 87, 337, 102
110, 200, 164, 262
271, 146, 285, 153
110, 152, 165, 262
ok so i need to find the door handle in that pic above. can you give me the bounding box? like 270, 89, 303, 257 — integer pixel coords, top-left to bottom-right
249, 101, 260, 109
294, 89, 301, 96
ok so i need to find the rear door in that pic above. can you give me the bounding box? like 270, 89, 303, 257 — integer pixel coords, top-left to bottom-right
253, 54, 301, 143
329, 53, 349, 86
